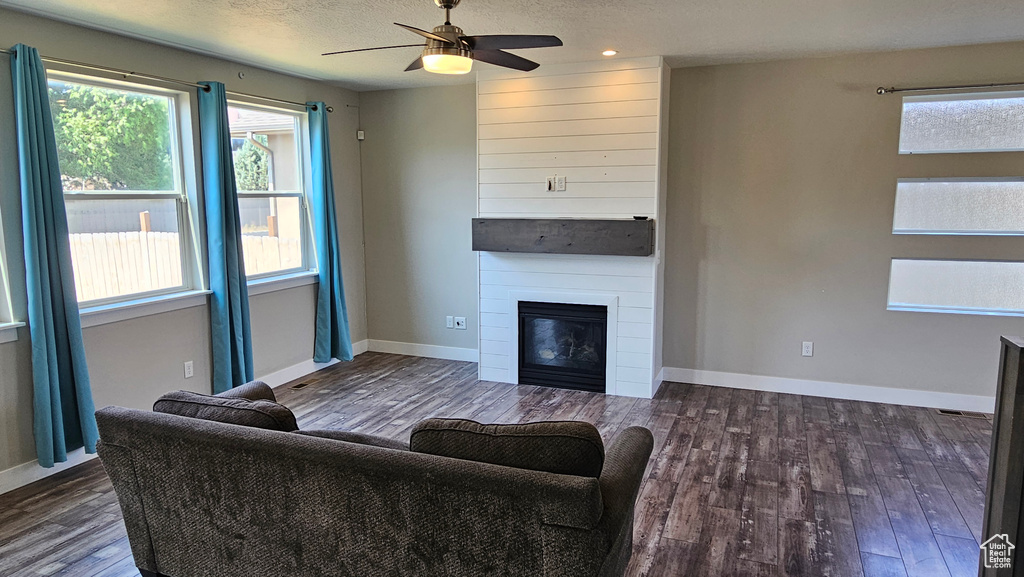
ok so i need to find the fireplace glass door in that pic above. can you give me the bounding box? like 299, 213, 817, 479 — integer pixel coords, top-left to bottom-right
518, 301, 607, 392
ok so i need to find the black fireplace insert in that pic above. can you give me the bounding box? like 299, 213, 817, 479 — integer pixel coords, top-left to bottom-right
518, 301, 607, 393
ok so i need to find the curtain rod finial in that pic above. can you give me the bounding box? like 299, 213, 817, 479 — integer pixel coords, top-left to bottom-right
877, 87, 892, 95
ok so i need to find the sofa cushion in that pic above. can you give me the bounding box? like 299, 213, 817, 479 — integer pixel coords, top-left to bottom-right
215, 380, 277, 402
410, 418, 604, 477
153, 390, 298, 432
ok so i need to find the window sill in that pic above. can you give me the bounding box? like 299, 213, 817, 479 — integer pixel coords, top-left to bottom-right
80, 290, 212, 329
247, 270, 319, 297
0, 322, 25, 344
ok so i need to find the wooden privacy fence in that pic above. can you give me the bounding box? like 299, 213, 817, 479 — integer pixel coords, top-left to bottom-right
69, 231, 301, 302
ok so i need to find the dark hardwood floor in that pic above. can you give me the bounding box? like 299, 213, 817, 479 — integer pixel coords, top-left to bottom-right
0, 352, 992, 576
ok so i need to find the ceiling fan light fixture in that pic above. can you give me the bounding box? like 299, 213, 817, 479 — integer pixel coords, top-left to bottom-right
422, 53, 474, 74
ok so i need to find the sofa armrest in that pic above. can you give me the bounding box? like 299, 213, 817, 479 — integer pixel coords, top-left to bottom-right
297, 429, 408, 451
215, 381, 276, 403
599, 426, 654, 527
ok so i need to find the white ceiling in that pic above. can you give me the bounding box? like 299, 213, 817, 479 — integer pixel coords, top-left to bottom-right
3, 0, 1024, 92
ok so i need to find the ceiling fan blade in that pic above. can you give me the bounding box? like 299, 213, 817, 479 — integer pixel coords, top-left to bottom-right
472, 49, 539, 72
464, 35, 563, 51
322, 44, 424, 56
395, 23, 452, 44
405, 57, 424, 72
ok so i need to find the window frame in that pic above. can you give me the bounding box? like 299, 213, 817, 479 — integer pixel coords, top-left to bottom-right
226, 100, 315, 282
47, 71, 197, 308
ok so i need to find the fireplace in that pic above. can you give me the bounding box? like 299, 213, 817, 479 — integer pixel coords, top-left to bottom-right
517, 301, 608, 393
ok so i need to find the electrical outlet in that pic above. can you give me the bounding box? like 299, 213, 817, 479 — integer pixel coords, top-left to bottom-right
454, 317, 467, 330
545, 176, 555, 192
446, 315, 454, 329
184, 360, 194, 379
555, 175, 567, 191
802, 342, 813, 357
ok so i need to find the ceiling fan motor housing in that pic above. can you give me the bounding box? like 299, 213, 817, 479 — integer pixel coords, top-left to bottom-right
434, 0, 461, 8
425, 24, 471, 58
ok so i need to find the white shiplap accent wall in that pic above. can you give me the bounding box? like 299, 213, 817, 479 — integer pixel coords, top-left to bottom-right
476, 57, 670, 398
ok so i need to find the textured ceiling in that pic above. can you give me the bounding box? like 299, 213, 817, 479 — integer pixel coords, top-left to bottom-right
3, 0, 1024, 91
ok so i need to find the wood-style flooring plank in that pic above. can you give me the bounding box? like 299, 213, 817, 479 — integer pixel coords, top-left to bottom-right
842, 457, 901, 558
933, 534, 982, 577
861, 553, 909, 577
876, 475, 953, 577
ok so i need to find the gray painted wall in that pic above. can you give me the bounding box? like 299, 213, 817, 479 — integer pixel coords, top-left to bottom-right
664, 41, 1024, 397
359, 85, 478, 350
356, 42, 1024, 401
0, 8, 368, 473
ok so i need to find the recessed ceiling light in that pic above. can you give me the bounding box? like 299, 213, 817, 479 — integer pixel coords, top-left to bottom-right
602, 50, 618, 56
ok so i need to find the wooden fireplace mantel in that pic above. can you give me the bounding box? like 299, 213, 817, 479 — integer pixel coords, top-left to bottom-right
471, 218, 655, 257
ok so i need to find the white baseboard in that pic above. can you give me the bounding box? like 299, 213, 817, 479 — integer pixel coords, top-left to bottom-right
0, 448, 98, 497
259, 340, 374, 389
368, 339, 479, 363
258, 358, 340, 389
659, 367, 995, 413
352, 339, 370, 355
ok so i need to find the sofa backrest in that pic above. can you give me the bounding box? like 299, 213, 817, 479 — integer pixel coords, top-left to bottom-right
96, 406, 607, 577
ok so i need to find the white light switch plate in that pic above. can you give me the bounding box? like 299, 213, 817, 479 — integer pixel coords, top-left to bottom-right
555, 175, 566, 191
446, 315, 454, 329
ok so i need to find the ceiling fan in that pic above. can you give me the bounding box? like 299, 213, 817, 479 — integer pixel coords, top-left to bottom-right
322, 0, 563, 75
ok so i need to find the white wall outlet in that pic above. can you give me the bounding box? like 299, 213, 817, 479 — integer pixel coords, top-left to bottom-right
546, 176, 555, 192
184, 360, 194, 379
454, 317, 467, 330
356, 130, 365, 141
802, 342, 813, 357
446, 315, 454, 329
555, 175, 567, 191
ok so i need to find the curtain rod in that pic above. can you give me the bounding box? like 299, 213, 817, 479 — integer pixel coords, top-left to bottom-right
0, 48, 333, 112
877, 80, 1024, 95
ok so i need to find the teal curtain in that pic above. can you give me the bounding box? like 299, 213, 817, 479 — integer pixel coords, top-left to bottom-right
198, 81, 253, 393
10, 44, 98, 468
307, 102, 353, 362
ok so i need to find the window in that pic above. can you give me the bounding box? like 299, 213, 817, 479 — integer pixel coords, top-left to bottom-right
888, 259, 1024, 316
0, 223, 13, 325
887, 92, 1024, 316
48, 75, 193, 305
893, 179, 1024, 235
226, 104, 308, 278
900, 92, 1024, 154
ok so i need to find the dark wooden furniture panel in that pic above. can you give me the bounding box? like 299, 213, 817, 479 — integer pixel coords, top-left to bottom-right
471, 218, 655, 257
981, 336, 1024, 576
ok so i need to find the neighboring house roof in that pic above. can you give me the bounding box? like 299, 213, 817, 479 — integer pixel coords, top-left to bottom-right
227, 107, 295, 135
